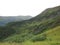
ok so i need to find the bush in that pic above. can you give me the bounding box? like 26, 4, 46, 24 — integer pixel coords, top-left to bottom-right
31, 34, 46, 42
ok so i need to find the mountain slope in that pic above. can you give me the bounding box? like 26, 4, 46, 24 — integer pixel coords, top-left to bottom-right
45, 26, 60, 41
0, 6, 60, 43
31, 26, 60, 42
7, 6, 60, 34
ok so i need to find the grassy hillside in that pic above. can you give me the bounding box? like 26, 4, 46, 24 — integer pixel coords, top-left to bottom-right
2, 6, 60, 43
31, 26, 60, 42
45, 26, 60, 41
0, 6, 60, 45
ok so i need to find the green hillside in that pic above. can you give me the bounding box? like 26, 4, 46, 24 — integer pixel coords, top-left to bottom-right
31, 26, 60, 42
0, 6, 60, 45
2, 6, 60, 42
0, 26, 60, 45
45, 26, 60, 41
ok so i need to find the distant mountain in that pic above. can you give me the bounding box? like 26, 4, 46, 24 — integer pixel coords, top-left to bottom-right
0, 16, 32, 26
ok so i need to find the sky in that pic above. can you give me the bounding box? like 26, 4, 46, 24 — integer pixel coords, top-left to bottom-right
0, 0, 60, 17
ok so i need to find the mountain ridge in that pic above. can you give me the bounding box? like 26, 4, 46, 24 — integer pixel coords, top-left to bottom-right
0, 6, 60, 43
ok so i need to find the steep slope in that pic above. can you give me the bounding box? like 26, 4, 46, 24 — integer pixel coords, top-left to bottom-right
0, 6, 60, 42
45, 26, 60, 41
31, 26, 60, 42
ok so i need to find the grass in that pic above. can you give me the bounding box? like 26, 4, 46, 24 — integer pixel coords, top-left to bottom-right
0, 42, 22, 45
0, 41, 60, 45
45, 26, 60, 41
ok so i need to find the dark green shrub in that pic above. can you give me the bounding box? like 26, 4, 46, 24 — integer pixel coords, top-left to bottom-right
0, 26, 16, 41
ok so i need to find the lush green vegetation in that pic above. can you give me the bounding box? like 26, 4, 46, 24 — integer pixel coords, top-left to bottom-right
0, 6, 60, 45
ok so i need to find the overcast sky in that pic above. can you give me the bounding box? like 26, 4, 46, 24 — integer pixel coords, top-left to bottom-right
0, 0, 60, 17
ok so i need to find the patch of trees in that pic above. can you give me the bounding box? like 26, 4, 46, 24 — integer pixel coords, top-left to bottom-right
0, 26, 16, 41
